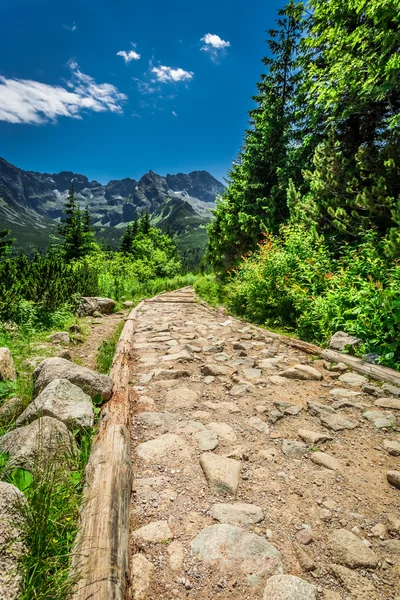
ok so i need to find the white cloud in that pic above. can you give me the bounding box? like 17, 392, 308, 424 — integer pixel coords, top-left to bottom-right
172, 111, 177, 117
151, 65, 194, 83
201, 33, 230, 61
117, 43, 141, 63
63, 22, 77, 32
0, 62, 127, 125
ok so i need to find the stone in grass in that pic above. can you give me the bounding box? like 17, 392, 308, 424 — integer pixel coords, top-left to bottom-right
383, 439, 400, 456
310, 451, 342, 472
191, 524, 282, 578
16, 378, 94, 429
282, 440, 307, 459
0, 397, 25, 425
211, 503, 264, 526
263, 574, 316, 600
280, 364, 323, 381
329, 564, 376, 600
49, 331, 70, 345
328, 529, 379, 569
0, 347, 16, 381
328, 331, 362, 352
33, 357, 113, 400
298, 429, 333, 445
387, 470, 400, 489
363, 410, 396, 429
0, 416, 77, 471
133, 520, 173, 546
200, 453, 241, 496
0, 482, 27, 600
130, 554, 154, 600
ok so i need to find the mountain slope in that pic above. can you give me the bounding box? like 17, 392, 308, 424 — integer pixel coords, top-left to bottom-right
0, 157, 225, 251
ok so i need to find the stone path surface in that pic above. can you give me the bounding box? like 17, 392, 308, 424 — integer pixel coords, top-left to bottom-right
128, 287, 400, 600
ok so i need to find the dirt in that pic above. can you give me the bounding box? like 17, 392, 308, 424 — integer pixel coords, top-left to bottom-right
126, 288, 400, 600
71, 311, 127, 370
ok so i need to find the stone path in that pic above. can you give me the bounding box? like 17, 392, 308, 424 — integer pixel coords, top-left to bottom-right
128, 288, 400, 600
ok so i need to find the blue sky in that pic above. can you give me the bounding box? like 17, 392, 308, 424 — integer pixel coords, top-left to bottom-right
0, 0, 283, 184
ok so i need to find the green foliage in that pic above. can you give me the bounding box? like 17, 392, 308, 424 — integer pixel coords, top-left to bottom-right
57, 182, 98, 261
194, 275, 225, 307
0, 228, 14, 257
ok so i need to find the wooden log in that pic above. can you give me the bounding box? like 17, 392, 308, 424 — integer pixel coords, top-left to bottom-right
71, 302, 144, 600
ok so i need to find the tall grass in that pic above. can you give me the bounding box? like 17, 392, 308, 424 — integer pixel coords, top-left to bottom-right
98, 272, 196, 301
96, 321, 124, 374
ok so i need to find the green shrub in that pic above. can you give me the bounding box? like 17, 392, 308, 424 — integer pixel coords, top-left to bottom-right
194, 275, 225, 307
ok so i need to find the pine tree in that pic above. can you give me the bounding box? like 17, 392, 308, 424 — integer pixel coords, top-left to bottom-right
120, 223, 134, 253
139, 212, 151, 235
0, 229, 14, 258
58, 182, 96, 260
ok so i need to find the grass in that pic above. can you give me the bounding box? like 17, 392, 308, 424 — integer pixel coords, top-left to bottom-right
98, 272, 196, 302
96, 321, 124, 374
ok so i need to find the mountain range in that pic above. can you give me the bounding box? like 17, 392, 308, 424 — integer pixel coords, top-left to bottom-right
0, 157, 225, 252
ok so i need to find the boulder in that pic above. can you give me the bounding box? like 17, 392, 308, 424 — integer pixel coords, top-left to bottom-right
16, 379, 94, 429
33, 357, 113, 400
263, 574, 316, 600
0, 482, 26, 600
329, 331, 362, 352
0, 397, 25, 425
0, 416, 77, 471
0, 348, 16, 381
77, 297, 116, 316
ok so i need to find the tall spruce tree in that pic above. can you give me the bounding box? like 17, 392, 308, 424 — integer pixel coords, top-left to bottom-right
0, 229, 14, 258
120, 223, 134, 253
58, 182, 96, 260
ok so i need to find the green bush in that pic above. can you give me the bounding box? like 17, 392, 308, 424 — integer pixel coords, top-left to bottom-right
194, 275, 225, 307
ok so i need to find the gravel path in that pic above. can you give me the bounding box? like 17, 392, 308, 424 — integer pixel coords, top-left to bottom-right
128, 288, 400, 600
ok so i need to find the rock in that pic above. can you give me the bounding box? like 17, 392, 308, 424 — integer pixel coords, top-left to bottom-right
49, 331, 70, 345
329, 331, 362, 352
331, 399, 366, 410
387, 470, 400, 489
310, 451, 342, 472
298, 429, 333, 445
191, 524, 282, 577
165, 387, 199, 410
77, 296, 116, 316
382, 383, 400, 397
319, 412, 359, 432
370, 523, 388, 538
153, 369, 190, 380
243, 368, 261, 380
322, 591, 341, 600
363, 410, 396, 429
185, 421, 218, 451
16, 379, 94, 429
388, 515, 400, 535
200, 453, 241, 496
282, 440, 307, 458
0, 348, 16, 381
327, 362, 348, 372
263, 574, 316, 600
330, 388, 361, 398
362, 382, 382, 396
130, 554, 154, 600
186, 344, 202, 353
274, 402, 302, 416
22, 356, 47, 370
136, 412, 175, 427
380, 539, 400, 555
133, 520, 173, 546
210, 503, 264, 525
208, 422, 237, 443
0, 396, 25, 424
268, 408, 284, 423
329, 564, 376, 600
33, 357, 113, 400
230, 384, 253, 396
280, 364, 323, 381
57, 349, 73, 360
259, 356, 287, 369
136, 434, 190, 463
168, 540, 185, 571
0, 416, 77, 471
203, 344, 224, 353
338, 372, 368, 387
293, 542, 316, 571
383, 439, 400, 456
374, 397, 400, 411
122, 301, 135, 308
296, 529, 313, 545
248, 417, 270, 435
0, 482, 26, 600
328, 529, 378, 568
307, 401, 335, 418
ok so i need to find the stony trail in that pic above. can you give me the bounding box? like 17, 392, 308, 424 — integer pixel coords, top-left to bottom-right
127, 288, 400, 600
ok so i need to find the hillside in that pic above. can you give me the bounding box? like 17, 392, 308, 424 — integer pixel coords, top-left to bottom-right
0, 157, 225, 251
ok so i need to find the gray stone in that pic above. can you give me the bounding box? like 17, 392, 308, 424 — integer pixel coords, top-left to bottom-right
136, 412, 175, 427
282, 440, 307, 458
382, 383, 400, 397
259, 356, 286, 369
383, 439, 400, 456
208, 422, 237, 443
307, 401, 335, 418
293, 542, 316, 572
133, 520, 173, 545
331, 399, 366, 410
296, 529, 313, 545
320, 412, 359, 432
184, 421, 218, 451
274, 401, 302, 416
374, 397, 400, 411
200, 453, 241, 496
362, 382, 382, 396
263, 574, 316, 600
328, 529, 378, 568
329, 564, 376, 600
249, 416, 270, 435
387, 470, 400, 489
298, 429, 333, 445
310, 451, 342, 472
280, 364, 323, 381
380, 539, 400, 556
130, 554, 154, 600
49, 331, 70, 345
363, 410, 396, 429
191, 524, 282, 577
243, 368, 261, 380
230, 384, 253, 396
136, 434, 191, 463
152, 369, 190, 380
327, 362, 348, 372
338, 372, 368, 387
329, 331, 362, 352
211, 502, 264, 525
201, 364, 229, 377
165, 387, 199, 410
330, 388, 361, 398
0, 482, 26, 600
0, 416, 77, 471
0, 348, 16, 381
77, 296, 116, 316
16, 379, 94, 429
33, 357, 113, 400
0, 397, 25, 425
268, 408, 284, 424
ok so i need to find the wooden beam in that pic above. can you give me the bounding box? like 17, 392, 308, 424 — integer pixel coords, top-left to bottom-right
71, 302, 144, 600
